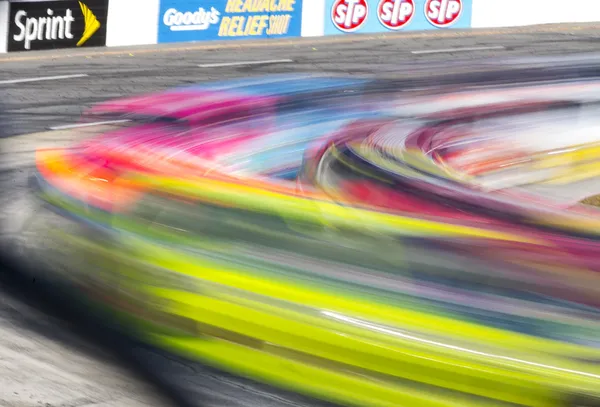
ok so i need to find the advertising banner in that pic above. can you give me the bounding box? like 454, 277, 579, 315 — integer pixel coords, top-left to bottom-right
7, 0, 108, 52
325, 0, 472, 35
157, 0, 303, 44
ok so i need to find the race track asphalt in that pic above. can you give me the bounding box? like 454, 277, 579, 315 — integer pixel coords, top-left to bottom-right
1, 23, 600, 407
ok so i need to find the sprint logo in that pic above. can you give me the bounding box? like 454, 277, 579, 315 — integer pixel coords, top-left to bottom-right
77, 2, 101, 46
12, 1, 102, 50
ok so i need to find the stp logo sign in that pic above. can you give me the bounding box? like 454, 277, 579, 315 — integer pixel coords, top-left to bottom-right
331, 0, 368, 32
377, 0, 415, 30
425, 0, 462, 27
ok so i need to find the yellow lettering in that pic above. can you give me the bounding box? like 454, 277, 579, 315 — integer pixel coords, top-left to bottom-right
221, 15, 271, 37
232, 0, 244, 12
228, 16, 240, 36
261, 0, 270, 12
240, 0, 269, 12
256, 15, 268, 35
248, 15, 260, 35
284, 0, 296, 12
267, 14, 291, 35
267, 15, 276, 35
227, 0, 299, 13
235, 16, 246, 36
219, 17, 231, 36
244, 16, 253, 35
282, 14, 291, 33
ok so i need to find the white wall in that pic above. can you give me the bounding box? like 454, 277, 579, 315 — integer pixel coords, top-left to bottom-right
0, 1, 9, 53
301, 0, 325, 37
106, 0, 160, 47
472, 0, 600, 28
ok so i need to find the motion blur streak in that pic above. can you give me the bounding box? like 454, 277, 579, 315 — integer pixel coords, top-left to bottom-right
30, 62, 600, 407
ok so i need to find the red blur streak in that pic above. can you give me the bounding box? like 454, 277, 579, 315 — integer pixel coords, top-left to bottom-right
339, 178, 492, 222
85, 90, 279, 125
36, 148, 144, 213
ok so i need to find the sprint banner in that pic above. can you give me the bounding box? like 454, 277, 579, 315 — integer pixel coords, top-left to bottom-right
158, 0, 303, 43
7, 0, 108, 51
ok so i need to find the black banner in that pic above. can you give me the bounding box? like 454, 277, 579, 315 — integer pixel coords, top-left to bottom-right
7, 0, 109, 52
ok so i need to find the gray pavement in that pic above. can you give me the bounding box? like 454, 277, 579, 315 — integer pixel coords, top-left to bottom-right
1, 23, 600, 407
2, 22, 600, 136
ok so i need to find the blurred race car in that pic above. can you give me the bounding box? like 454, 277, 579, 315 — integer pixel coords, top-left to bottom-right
33, 75, 600, 407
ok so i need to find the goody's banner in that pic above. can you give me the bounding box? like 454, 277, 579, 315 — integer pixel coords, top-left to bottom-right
325, 0, 472, 35
158, 0, 302, 43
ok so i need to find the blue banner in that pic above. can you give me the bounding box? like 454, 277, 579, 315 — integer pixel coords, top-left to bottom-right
324, 0, 471, 35
158, 0, 303, 43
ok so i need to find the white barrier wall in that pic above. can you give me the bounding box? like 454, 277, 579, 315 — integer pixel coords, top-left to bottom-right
301, 0, 325, 37
471, 0, 600, 28
0, 1, 8, 53
106, 0, 160, 47
1, 0, 600, 53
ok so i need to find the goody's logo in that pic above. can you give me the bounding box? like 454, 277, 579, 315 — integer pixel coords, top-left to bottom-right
162, 7, 221, 32
377, 0, 414, 30
425, 0, 462, 27
158, 0, 303, 43
331, 0, 368, 32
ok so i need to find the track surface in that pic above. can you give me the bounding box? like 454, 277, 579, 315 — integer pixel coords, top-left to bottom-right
2, 24, 600, 407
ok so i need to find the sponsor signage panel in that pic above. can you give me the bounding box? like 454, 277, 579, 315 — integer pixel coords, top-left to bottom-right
325, 0, 471, 35
7, 0, 108, 51
157, 0, 303, 43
